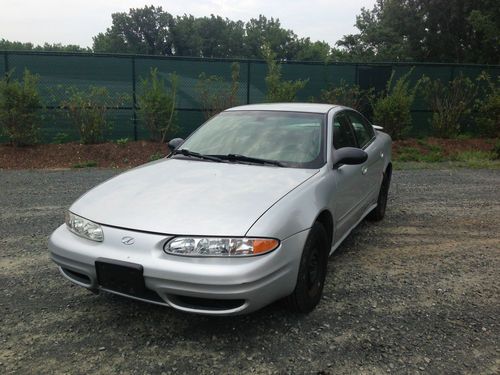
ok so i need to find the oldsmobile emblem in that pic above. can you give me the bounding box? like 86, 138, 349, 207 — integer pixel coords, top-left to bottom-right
121, 236, 135, 245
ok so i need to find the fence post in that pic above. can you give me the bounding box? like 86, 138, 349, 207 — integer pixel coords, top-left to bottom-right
246, 61, 251, 104
131, 56, 138, 141
4, 51, 9, 76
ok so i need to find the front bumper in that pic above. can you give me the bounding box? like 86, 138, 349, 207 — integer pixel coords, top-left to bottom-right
48, 224, 309, 315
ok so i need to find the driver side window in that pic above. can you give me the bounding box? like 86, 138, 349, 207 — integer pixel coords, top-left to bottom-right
333, 113, 357, 149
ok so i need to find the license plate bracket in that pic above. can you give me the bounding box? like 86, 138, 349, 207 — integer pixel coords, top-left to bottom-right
95, 258, 146, 296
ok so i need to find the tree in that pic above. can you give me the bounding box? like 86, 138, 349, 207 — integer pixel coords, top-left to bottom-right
337, 0, 500, 64
245, 15, 298, 60
0, 39, 88, 52
92, 6, 174, 55
293, 38, 331, 62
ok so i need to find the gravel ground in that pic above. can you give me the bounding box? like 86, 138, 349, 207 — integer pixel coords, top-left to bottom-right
0, 168, 499, 374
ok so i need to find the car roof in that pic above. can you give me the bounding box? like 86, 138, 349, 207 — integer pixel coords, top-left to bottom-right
225, 103, 338, 114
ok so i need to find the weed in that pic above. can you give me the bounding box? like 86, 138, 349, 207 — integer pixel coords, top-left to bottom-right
52, 132, 70, 144
72, 160, 98, 168
149, 152, 164, 161
116, 137, 130, 146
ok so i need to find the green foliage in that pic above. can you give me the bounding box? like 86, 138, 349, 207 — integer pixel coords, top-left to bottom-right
149, 151, 164, 161
0, 38, 89, 52
52, 132, 70, 144
72, 160, 98, 168
196, 63, 240, 120
420, 74, 478, 138
137, 68, 178, 143
116, 137, 130, 146
319, 80, 374, 112
0, 70, 42, 146
91, 7, 333, 61
337, 0, 500, 64
493, 141, 500, 160
263, 45, 308, 103
372, 70, 417, 140
61, 86, 120, 144
474, 73, 500, 137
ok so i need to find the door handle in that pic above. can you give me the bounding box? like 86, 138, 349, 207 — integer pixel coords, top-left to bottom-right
361, 166, 368, 175
380, 152, 384, 159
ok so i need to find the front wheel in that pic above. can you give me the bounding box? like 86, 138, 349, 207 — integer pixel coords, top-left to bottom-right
287, 222, 329, 313
367, 167, 391, 221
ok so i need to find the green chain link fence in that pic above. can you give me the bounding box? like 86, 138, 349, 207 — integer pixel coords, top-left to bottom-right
1, 51, 499, 143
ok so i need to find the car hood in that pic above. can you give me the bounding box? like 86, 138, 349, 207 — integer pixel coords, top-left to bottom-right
70, 158, 319, 236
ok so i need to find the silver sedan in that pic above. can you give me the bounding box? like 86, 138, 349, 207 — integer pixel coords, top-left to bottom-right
49, 103, 392, 315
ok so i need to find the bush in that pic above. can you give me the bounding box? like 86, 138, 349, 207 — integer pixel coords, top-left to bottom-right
372, 70, 417, 140
61, 86, 119, 144
319, 80, 374, 112
420, 74, 478, 138
493, 141, 500, 160
263, 45, 308, 102
138, 68, 178, 142
196, 63, 240, 120
0, 69, 42, 146
474, 72, 500, 138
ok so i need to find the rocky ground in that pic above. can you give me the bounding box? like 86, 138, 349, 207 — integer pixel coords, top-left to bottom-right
0, 168, 499, 374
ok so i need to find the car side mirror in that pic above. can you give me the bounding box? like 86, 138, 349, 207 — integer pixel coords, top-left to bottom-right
167, 138, 184, 151
332, 147, 368, 168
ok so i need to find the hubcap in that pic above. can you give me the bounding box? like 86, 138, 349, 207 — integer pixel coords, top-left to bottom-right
307, 246, 322, 296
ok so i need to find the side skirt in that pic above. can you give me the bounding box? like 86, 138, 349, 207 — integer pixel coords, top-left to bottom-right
329, 203, 377, 256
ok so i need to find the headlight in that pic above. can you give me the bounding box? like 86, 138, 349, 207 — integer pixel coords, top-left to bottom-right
164, 237, 279, 257
65, 211, 104, 242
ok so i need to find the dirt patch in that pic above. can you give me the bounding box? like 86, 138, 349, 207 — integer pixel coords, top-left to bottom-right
0, 141, 168, 169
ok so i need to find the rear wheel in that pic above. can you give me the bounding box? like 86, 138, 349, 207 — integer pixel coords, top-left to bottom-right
367, 167, 391, 221
287, 222, 329, 313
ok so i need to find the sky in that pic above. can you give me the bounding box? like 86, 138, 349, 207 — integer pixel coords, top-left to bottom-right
0, 0, 375, 48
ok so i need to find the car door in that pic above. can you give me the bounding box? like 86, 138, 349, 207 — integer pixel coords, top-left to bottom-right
330, 111, 365, 244
346, 110, 383, 208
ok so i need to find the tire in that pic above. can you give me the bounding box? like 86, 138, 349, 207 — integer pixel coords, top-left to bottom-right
287, 222, 329, 313
367, 167, 391, 222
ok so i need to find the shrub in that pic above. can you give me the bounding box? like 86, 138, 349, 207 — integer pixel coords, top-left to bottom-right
61, 86, 118, 144
196, 63, 240, 120
138, 68, 178, 143
372, 70, 418, 140
319, 80, 374, 112
52, 132, 70, 144
263, 45, 308, 102
0, 69, 42, 146
474, 72, 500, 138
116, 137, 130, 146
420, 74, 478, 138
493, 141, 500, 160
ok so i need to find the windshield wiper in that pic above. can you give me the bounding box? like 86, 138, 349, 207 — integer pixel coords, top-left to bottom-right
172, 149, 224, 163
214, 154, 284, 167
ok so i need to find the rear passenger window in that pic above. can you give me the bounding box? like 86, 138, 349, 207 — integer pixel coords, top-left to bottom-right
348, 112, 375, 148
333, 114, 357, 149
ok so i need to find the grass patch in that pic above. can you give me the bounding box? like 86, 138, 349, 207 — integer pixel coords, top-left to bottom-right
395, 144, 444, 162
72, 160, 98, 168
394, 141, 500, 169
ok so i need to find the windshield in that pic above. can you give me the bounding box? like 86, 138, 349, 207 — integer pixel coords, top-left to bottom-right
177, 110, 326, 168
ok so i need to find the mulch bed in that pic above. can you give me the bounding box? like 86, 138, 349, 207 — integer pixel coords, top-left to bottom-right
0, 138, 496, 169
0, 141, 168, 169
